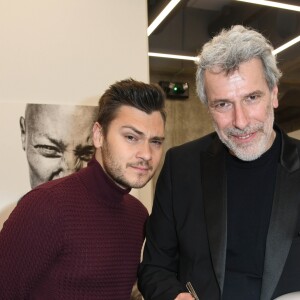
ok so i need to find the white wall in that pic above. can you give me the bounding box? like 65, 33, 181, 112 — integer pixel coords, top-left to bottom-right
0, 0, 149, 104
0, 0, 154, 227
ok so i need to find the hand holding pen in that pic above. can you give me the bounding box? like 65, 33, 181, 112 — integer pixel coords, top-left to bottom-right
186, 282, 199, 300
174, 282, 199, 300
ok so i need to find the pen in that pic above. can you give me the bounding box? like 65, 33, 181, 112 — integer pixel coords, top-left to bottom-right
186, 282, 199, 300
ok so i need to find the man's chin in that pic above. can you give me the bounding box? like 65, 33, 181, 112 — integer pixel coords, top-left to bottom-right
230, 144, 266, 161
234, 151, 262, 161
114, 178, 147, 190
129, 179, 150, 189
129, 176, 154, 189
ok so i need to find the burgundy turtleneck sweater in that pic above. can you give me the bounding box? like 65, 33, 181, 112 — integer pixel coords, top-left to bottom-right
0, 157, 148, 299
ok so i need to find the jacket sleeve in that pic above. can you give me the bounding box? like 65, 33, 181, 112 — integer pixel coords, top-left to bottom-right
138, 150, 186, 299
0, 188, 63, 298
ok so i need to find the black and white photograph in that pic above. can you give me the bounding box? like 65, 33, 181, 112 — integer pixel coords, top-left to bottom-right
0, 103, 98, 227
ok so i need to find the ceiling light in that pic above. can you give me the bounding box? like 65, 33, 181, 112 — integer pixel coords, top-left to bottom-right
147, 0, 182, 36
235, 0, 300, 12
148, 1, 300, 60
149, 32, 300, 62
273, 35, 300, 55
148, 52, 198, 61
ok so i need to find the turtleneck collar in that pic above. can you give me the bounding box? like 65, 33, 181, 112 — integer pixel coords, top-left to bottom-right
79, 156, 131, 206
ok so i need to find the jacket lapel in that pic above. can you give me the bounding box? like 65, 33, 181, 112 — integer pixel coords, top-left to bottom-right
201, 137, 227, 293
261, 130, 300, 300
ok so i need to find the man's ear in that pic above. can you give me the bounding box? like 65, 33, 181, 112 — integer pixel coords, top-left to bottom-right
272, 85, 279, 109
92, 122, 103, 148
19, 116, 26, 151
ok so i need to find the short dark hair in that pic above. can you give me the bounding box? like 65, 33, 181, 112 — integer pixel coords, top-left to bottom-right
97, 78, 166, 134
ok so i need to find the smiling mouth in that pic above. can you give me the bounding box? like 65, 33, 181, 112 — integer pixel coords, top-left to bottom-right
231, 132, 256, 142
235, 133, 253, 139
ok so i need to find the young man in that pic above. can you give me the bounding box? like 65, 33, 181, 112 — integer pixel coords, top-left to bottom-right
138, 25, 300, 300
0, 78, 166, 299
20, 104, 98, 188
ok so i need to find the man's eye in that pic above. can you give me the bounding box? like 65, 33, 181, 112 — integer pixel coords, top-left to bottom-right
126, 135, 137, 143
246, 94, 260, 103
77, 147, 94, 162
213, 102, 232, 112
151, 140, 163, 147
34, 145, 61, 157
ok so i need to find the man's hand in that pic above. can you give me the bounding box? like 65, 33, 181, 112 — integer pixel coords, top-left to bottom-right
175, 292, 195, 299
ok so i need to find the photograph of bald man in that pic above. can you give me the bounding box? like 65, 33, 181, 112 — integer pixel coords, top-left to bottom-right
19, 104, 98, 188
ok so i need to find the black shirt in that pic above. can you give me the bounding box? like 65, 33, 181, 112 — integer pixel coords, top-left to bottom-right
222, 132, 281, 300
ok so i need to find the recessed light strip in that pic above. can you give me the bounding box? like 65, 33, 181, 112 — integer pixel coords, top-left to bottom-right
273, 35, 300, 55
149, 33, 300, 61
148, 0, 300, 60
235, 0, 300, 12
148, 52, 199, 61
147, 0, 182, 36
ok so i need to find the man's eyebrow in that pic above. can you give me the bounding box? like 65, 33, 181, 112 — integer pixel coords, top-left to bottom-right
208, 99, 230, 105
122, 126, 165, 140
244, 90, 264, 97
151, 136, 165, 141
121, 126, 144, 136
209, 90, 265, 104
33, 134, 66, 150
74, 145, 94, 156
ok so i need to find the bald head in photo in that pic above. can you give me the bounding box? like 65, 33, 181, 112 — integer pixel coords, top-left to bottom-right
20, 104, 98, 188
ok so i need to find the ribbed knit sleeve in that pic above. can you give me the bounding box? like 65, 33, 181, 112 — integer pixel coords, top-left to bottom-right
0, 188, 64, 298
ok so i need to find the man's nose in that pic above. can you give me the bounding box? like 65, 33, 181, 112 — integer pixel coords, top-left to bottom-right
232, 104, 249, 129
58, 152, 81, 176
136, 142, 152, 161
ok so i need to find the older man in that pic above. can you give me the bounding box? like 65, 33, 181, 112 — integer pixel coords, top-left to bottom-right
138, 25, 300, 300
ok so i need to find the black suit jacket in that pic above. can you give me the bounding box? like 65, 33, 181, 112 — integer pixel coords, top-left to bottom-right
138, 127, 300, 300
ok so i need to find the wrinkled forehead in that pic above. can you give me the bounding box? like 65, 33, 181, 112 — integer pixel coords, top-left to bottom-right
25, 104, 97, 128
25, 104, 98, 143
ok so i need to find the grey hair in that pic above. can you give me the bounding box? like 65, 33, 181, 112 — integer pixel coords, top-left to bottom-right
195, 25, 282, 105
